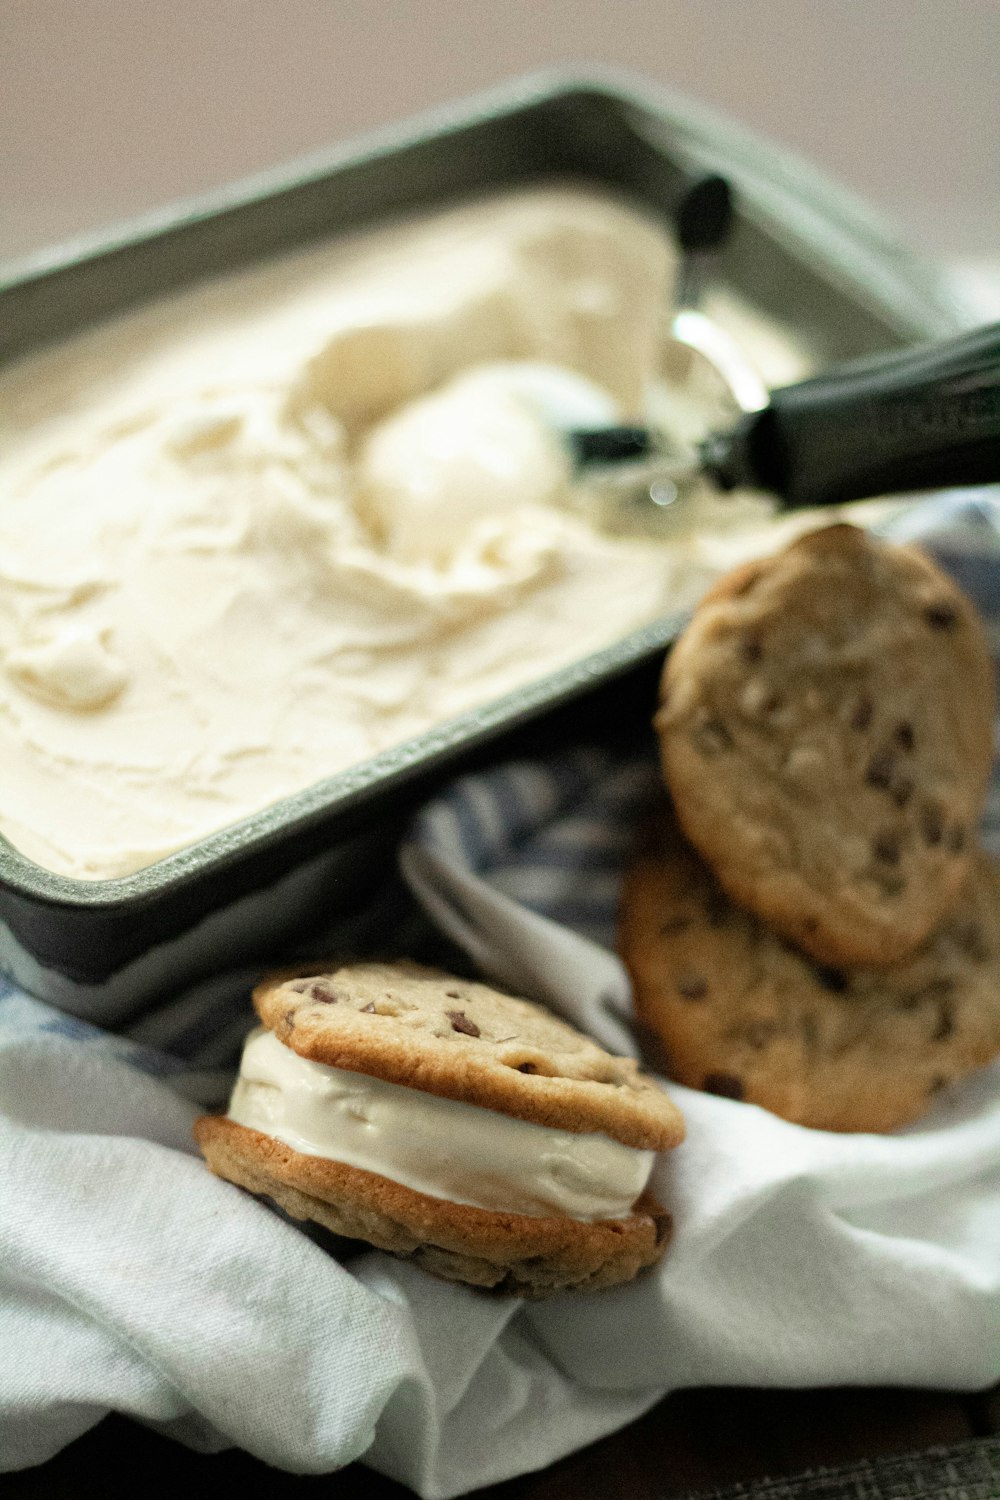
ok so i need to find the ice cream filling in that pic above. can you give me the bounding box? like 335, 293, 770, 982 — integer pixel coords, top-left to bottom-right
227, 1026, 655, 1221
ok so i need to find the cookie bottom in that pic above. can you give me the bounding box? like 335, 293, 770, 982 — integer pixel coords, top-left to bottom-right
195, 1116, 670, 1297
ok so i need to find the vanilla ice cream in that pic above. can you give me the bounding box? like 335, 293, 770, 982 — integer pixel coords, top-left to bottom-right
0, 186, 811, 880
228, 1027, 655, 1221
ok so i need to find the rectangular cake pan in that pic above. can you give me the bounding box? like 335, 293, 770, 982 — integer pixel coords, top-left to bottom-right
0, 71, 970, 1015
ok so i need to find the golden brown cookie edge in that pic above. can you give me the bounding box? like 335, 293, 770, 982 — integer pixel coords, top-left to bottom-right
195, 1115, 670, 1296
251, 961, 685, 1152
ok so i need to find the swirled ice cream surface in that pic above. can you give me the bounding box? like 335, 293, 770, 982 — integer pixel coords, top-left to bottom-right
0, 187, 810, 879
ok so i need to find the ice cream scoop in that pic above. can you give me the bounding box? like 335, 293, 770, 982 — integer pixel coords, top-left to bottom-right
537, 178, 999, 529
667, 172, 769, 417
564, 320, 1000, 531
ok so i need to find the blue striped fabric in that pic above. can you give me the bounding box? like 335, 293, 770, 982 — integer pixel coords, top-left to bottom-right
2, 489, 999, 1097
409, 749, 661, 952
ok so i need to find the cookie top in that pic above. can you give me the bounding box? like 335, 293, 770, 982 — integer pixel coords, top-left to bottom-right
619, 813, 1000, 1132
253, 960, 684, 1151
656, 524, 996, 967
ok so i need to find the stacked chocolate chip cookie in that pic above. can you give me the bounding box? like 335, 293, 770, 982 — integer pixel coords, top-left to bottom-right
620, 524, 1000, 1131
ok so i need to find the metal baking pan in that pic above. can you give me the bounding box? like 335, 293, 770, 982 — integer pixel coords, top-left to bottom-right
0, 70, 969, 1014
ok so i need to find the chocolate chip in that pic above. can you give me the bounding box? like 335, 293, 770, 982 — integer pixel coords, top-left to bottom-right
865, 747, 896, 790
895, 721, 915, 752
873, 830, 902, 866
282, 1008, 296, 1030
890, 774, 914, 809
447, 1010, 480, 1036
921, 802, 944, 846
445, 988, 462, 999
360, 1001, 376, 1013
744, 1020, 779, 1049
814, 965, 849, 993
289, 976, 340, 1002
705, 887, 730, 928
925, 603, 957, 629
516, 1062, 537, 1074
703, 1072, 744, 1100
851, 695, 874, 731
933, 1000, 955, 1041
307, 978, 341, 1002
652, 1211, 672, 1246
903, 979, 953, 1010
676, 973, 708, 1000
947, 824, 966, 854
659, 916, 691, 936
692, 718, 734, 756
742, 638, 763, 664
954, 919, 988, 961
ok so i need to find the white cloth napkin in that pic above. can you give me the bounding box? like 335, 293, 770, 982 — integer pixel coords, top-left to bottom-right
2, 492, 1000, 1497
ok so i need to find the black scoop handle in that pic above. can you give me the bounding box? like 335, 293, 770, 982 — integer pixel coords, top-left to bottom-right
701, 321, 1000, 508
674, 173, 734, 255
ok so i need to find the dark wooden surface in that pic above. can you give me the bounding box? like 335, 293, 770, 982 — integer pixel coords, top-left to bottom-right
7, 1385, 998, 1499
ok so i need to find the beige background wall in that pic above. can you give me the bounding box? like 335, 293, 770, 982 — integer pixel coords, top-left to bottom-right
2, 0, 998, 269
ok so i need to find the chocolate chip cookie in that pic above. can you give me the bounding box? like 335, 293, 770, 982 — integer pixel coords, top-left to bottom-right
195, 961, 683, 1295
619, 815, 1000, 1132
656, 525, 995, 967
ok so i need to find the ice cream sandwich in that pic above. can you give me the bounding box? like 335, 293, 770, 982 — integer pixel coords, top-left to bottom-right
195, 960, 684, 1296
